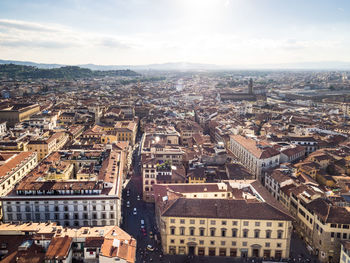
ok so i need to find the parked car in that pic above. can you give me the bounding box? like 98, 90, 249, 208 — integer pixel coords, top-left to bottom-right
137, 195, 140, 200
149, 231, 154, 239
133, 208, 137, 215
126, 201, 130, 208
147, 244, 155, 251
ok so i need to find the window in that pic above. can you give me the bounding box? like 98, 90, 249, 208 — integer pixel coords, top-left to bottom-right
278, 222, 283, 227
200, 220, 205, 224
277, 231, 283, 239
180, 219, 185, 224
255, 222, 260, 227
199, 228, 205, 236
190, 228, 195, 236
265, 242, 270, 247
210, 228, 216, 237
331, 232, 335, 238
254, 230, 260, 238
242, 242, 247, 246
199, 240, 204, 245
243, 229, 248, 238
243, 221, 249, 226
190, 219, 195, 224
277, 243, 282, 248
221, 241, 226, 246
222, 220, 227, 225
232, 221, 238, 226
266, 230, 271, 238
266, 222, 272, 227
221, 229, 226, 237
180, 227, 185, 235
210, 220, 216, 225
210, 241, 215, 245
170, 219, 175, 223
170, 228, 175, 235
180, 239, 184, 244
232, 229, 237, 237
231, 241, 236, 246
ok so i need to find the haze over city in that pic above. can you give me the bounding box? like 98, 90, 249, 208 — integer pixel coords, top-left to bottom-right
1, 0, 350, 68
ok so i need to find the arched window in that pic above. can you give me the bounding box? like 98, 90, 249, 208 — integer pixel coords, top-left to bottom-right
232, 228, 237, 237
243, 229, 249, 238
254, 229, 260, 238
221, 228, 227, 237
210, 228, 216, 237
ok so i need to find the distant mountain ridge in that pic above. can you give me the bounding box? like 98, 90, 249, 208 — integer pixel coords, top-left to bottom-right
1, 59, 350, 71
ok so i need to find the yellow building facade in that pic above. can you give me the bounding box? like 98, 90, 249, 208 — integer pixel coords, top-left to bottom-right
157, 198, 293, 260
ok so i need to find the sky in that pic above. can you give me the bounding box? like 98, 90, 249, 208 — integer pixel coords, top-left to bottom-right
0, 0, 350, 66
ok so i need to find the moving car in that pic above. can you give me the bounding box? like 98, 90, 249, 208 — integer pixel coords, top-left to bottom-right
133, 208, 137, 215
126, 201, 130, 208
137, 195, 140, 200
149, 231, 154, 239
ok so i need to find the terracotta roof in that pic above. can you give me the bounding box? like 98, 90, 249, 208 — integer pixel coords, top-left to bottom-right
45, 236, 72, 260
162, 198, 293, 221
0, 152, 35, 179
281, 145, 305, 157
306, 198, 350, 224
230, 135, 280, 159
100, 227, 136, 263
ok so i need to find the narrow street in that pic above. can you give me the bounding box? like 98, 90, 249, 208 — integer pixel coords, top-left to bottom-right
121, 135, 164, 263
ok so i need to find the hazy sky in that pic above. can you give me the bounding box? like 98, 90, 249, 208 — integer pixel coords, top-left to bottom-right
0, 0, 349, 66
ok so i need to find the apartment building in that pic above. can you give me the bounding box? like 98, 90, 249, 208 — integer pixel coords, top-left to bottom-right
27, 132, 69, 160
289, 136, 318, 155
141, 133, 184, 166
229, 135, 280, 178
115, 121, 138, 146
264, 170, 294, 201
0, 151, 38, 218
0, 222, 136, 263
340, 241, 350, 263
293, 197, 350, 263
142, 159, 186, 202
0, 103, 40, 127
154, 181, 293, 259
1, 148, 125, 227
176, 121, 203, 146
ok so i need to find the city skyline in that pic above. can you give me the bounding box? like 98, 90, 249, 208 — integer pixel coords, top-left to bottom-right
0, 0, 350, 67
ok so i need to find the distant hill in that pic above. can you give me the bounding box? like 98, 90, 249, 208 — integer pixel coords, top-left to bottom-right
0, 64, 140, 80
1, 59, 350, 71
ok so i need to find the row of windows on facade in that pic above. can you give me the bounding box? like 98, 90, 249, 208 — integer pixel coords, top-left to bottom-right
168, 246, 283, 258
170, 218, 284, 227
170, 239, 284, 248
7, 205, 115, 212
6, 212, 115, 221
169, 227, 284, 239
10, 218, 113, 227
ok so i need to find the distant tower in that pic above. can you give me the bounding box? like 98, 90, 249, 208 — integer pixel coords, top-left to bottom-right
248, 78, 253, 94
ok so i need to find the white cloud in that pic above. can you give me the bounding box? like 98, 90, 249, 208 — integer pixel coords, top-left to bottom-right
0, 19, 130, 50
